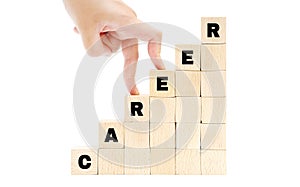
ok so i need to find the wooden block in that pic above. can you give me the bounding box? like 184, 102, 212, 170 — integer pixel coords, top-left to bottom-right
98, 149, 124, 175
201, 44, 226, 71
124, 148, 150, 175
151, 149, 175, 175
124, 95, 149, 122
201, 124, 226, 150
201, 71, 226, 97
71, 148, 98, 175
202, 98, 226, 123
150, 97, 175, 123
176, 97, 201, 123
175, 44, 201, 71
176, 123, 201, 149
175, 149, 201, 175
176, 71, 200, 96
201, 17, 226, 43
124, 122, 149, 148
150, 70, 175, 97
99, 120, 124, 148
201, 150, 226, 175
150, 122, 175, 148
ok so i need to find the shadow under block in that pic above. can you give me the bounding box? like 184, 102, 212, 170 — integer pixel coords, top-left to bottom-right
201, 17, 226, 44
201, 71, 226, 97
150, 123, 175, 148
98, 149, 124, 175
124, 95, 149, 122
176, 71, 200, 96
175, 44, 201, 71
176, 97, 201, 123
125, 148, 150, 174
201, 124, 226, 150
150, 70, 175, 97
176, 149, 201, 175
150, 97, 175, 122
99, 121, 124, 148
176, 123, 201, 149
201, 150, 226, 175
151, 149, 175, 174
124, 122, 149, 148
201, 44, 226, 71
202, 98, 226, 123
71, 149, 98, 175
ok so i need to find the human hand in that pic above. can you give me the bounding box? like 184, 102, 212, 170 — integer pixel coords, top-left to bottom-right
64, 0, 165, 95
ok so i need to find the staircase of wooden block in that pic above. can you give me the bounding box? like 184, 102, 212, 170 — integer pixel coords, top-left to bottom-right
71, 17, 226, 175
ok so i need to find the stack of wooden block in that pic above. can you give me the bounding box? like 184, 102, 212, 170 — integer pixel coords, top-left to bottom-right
71, 17, 226, 175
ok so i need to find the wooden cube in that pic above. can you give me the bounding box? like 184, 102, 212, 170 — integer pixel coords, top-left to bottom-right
175, 149, 201, 175
201, 71, 226, 97
176, 97, 201, 123
201, 124, 226, 150
176, 71, 200, 96
124, 148, 150, 174
201, 150, 226, 175
201, 98, 226, 123
150, 122, 175, 148
150, 97, 175, 123
124, 95, 149, 122
99, 120, 124, 148
71, 148, 98, 175
175, 44, 201, 71
150, 70, 175, 97
98, 149, 124, 175
176, 123, 201, 149
151, 149, 175, 175
201, 17, 226, 43
124, 122, 149, 148
201, 44, 226, 71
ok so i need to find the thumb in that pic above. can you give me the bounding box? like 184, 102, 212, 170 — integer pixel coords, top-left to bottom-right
79, 26, 110, 57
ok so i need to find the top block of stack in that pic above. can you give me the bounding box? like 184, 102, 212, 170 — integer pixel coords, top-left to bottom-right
201, 17, 226, 44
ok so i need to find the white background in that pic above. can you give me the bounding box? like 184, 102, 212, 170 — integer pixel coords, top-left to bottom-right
0, 0, 300, 186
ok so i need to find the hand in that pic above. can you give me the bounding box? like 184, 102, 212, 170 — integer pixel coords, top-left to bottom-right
64, 0, 165, 95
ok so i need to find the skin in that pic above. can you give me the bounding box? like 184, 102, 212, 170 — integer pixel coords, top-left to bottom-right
64, 0, 165, 95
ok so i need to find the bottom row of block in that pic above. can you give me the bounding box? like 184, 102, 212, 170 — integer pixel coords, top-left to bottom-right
71, 149, 226, 175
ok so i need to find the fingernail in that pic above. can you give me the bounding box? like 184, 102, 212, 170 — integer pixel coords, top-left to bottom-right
157, 63, 165, 70
159, 64, 166, 70
130, 88, 140, 95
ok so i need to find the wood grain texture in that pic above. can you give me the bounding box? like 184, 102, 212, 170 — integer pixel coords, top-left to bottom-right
150, 70, 175, 97
201, 150, 226, 175
71, 148, 98, 175
176, 123, 201, 149
201, 124, 226, 150
175, 149, 201, 175
99, 120, 124, 148
201, 44, 226, 71
124, 95, 149, 122
124, 122, 149, 148
151, 149, 175, 175
201, 17, 226, 44
124, 148, 150, 175
150, 122, 175, 148
176, 97, 201, 123
201, 71, 226, 97
175, 44, 201, 71
176, 71, 201, 97
150, 97, 175, 123
98, 149, 124, 175
201, 98, 226, 124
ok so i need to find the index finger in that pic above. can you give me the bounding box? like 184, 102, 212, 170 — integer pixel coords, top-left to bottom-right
110, 23, 165, 69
